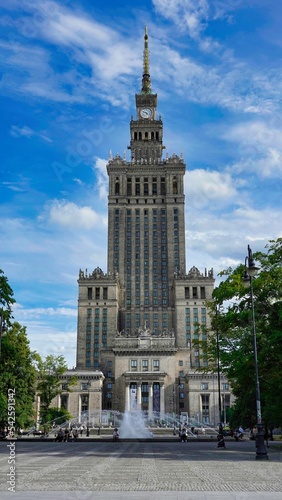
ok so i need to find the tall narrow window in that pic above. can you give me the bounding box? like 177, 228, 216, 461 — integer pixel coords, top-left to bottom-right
144, 177, 149, 195
152, 177, 157, 194
201, 394, 210, 423
87, 288, 92, 300
115, 180, 120, 195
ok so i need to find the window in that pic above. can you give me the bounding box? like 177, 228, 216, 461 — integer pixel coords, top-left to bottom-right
144, 178, 149, 195
87, 288, 92, 300
193, 287, 197, 299
179, 360, 183, 366
135, 178, 140, 195
222, 383, 229, 391
62, 383, 68, 391
127, 178, 132, 196
95, 287, 100, 300
200, 287, 206, 299
61, 394, 68, 410
185, 287, 189, 299
103, 288, 108, 300
131, 360, 137, 370
142, 359, 148, 371
201, 383, 209, 390
201, 394, 210, 422
153, 360, 159, 371
179, 371, 184, 377
81, 383, 89, 391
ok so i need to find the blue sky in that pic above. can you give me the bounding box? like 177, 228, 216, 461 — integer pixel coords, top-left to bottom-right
1, 0, 282, 367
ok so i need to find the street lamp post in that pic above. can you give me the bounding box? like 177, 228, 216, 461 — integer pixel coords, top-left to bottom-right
0, 311, 7, 356
216, 308, 225, 449
243, 245, 268, 460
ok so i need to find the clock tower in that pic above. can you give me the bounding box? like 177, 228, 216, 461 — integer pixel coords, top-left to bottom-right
129, 26, 164, 162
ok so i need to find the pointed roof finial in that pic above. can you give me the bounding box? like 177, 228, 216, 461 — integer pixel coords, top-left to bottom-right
141, 26, 151, 94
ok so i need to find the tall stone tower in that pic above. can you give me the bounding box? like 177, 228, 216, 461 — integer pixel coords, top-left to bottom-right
76, 28, 221, 421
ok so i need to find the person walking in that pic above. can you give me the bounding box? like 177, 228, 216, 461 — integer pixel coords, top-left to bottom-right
113, 428, 119, 441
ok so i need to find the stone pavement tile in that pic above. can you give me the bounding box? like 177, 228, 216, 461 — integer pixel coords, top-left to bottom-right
0, 492, 281, 500
0, 440, 281, 498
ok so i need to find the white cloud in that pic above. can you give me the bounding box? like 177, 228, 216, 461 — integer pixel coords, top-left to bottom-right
10, 124, 52, 142
93, 157, 108, 201
185, 203, 282, 268
152, 0, 209, 39
46, 200, 101, 229
10, 125, 34, 138
185, 169, 240, 209
13, 303, 77, 319
223, 120, 282, 177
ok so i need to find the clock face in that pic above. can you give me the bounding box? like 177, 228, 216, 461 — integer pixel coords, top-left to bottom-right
140, 108, 152, 119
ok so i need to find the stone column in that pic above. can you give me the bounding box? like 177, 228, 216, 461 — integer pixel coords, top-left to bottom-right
160, 383, 165, 416
125, 383, 130, 412
148, 382, 153, 418
137, 382, 142, 411
78, 393, 82, 422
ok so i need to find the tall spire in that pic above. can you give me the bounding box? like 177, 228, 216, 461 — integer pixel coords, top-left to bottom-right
141, 26, 151, 94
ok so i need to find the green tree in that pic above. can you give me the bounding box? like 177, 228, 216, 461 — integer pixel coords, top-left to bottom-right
36, 355, 76, 423
0, 269, 15, 313
0, 268, 15, 353
0, 322, 38, 429
205, 239, 282, 430
0, 270, 38, 430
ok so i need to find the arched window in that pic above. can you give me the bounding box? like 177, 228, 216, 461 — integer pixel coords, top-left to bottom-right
139, 132, 142, 140
173, 177, 178, 194
145, 131, 148, 139
151, 132, 154, 140
115, 180, 120, 195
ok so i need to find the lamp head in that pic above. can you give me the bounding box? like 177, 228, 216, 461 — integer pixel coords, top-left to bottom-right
247, 245, 259, 277
247, 261, 259, 277
243, 270, 250, 288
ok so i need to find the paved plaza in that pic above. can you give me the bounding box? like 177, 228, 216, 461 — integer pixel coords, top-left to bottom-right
0, 439, 281, 499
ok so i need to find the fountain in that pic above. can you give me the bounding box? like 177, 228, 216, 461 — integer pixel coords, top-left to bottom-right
118, 411, 152, 438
